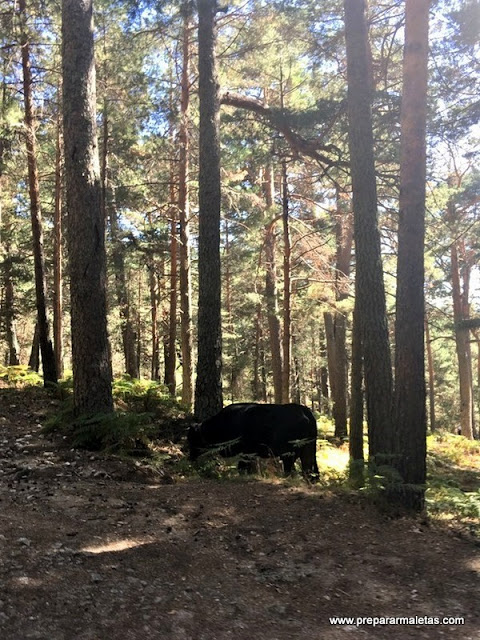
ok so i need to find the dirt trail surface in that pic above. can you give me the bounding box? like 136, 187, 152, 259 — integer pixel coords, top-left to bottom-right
0, 389, 479, 640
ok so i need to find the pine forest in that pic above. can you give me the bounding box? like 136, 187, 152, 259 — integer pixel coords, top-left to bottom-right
1, 1, 480, 497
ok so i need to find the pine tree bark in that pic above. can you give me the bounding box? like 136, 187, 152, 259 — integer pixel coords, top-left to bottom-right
425, 316, 436, 432
62, 0, 113, 414
451, 241, 474, 439
394, 0, 430, 507
349, 305, 364, 463
326, 195, 353, 439
148, 261, 160, 381
344, 0, 393, 461
165, 165, 177, 395
263, 164, 283, 403
178, 0, 194, 408
281, 159, 291, 403
28, 323, 40, 372
19, 0, 57, 385
194, 0, 223, 420
53, 111, 64, 379
4, 246, 20, 366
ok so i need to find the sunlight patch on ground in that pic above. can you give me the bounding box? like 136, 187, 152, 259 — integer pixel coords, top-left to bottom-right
81, 538, 149, 554
12, 576, 43, 587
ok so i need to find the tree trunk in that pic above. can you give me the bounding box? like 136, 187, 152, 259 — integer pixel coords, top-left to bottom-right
394, 0, 430, 509
62, 0, 113, 414
349, 305, 364, 463
101, 100, 138, 379
263, 163, 283, 403
194, 0, 223, 421
28, 323, 40, 372
281, 158, 291, 403
425, 316, 436, 432
451, 241, 474, 439
19, 0, 57, 385
4, 247, 20, 366
324, 311, 348, 439
149, 261, 160, 381
344, 0, 393, 461
53, 110, 64, 379
178, 1, 194, 408
165, 165, 177, 395
319, 333, 330, 415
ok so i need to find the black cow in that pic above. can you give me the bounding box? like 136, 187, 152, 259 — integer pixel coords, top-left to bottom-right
188, 403, 319, 481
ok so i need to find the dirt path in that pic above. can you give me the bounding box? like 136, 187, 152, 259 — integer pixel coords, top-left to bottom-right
0, 389, 479, 639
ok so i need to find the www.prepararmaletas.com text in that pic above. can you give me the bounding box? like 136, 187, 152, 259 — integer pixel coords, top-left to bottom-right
329, 615, 465, 627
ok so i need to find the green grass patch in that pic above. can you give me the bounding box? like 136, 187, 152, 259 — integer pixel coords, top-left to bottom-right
0, 365, 43, 387
427, 432, 480, 536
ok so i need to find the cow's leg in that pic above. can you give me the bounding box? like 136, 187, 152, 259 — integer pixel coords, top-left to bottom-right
300, 444, 319, 482
282, 454, 296, 476
238, 457, 258, 474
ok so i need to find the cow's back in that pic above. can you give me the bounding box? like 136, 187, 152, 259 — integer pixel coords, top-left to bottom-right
240, 403, 316, 456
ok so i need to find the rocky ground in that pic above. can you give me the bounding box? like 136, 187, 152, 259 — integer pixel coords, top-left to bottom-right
0, 387, 479, 640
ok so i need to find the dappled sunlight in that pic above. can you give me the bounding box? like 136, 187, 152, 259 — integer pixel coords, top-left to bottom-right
81, 538, 151, 555
11, 576, 43, 588
317, 441, 349, 475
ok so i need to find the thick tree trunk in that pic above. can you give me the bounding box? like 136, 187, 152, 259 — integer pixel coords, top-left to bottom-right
451, 241, 474, 440
178, 1, 194, 408
53, 113, 64, 379
19, 0, 57, 385
194, 0, 223, 420
62, 0, 113, 414
344, 0, 393, 461
394, 0, 430, 509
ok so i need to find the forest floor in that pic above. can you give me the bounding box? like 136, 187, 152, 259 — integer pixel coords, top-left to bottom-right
0, 386, 479, 640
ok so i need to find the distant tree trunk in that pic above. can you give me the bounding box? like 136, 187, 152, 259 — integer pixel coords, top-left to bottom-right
4, 247, 20, 365
148, 262, 160, 381
394, 0, 430, 510
19, 0, 57, 385
349, 305, 364, 465
425, 316, 436, 432
53, 111, 64, 379
281, 158, 291, 403
319, 333, 330, 415
344, 0, 393, 461
252, 304, 262, 400
101, 100, 138, 378
62, 0, 113, 414
451, 241, 474, 440
194, 0, 223, 420
178, 0, 194, 408
263, 163, 283, 403
291, 332, 301, 405
165, 165, 177, 395
28, 323, 40, 372
324, 311, 347, 438
326, 195, 353, 439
